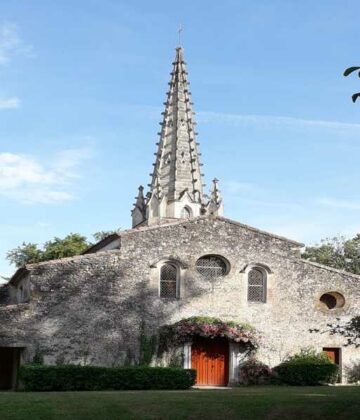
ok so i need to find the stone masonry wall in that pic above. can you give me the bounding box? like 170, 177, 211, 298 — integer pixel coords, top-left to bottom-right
0, 217, 359, 380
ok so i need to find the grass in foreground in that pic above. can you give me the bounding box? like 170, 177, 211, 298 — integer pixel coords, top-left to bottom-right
0, 386, 359, 420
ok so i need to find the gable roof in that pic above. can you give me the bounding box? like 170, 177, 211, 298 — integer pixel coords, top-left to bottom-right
82, 233, 121, 255
8, 266, 30, 286
83, 215, 304, 255
297, 258, 360, 279
120, 216, 303, 245
9, 216, 360, 283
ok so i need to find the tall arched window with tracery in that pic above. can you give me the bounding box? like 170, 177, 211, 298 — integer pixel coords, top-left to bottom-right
160, 263, 178, 298
248, 268, 266, 303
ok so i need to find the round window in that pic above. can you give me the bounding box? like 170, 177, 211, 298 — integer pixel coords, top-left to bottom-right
196, 255, 228, 279
319, 292, 345, 310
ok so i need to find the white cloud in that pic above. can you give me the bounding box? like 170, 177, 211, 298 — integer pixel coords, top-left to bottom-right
318, 197, 360, 210
0, 23, 32, 65
0, 148, 92, 204
198, 111, 360, 131
0, 97, 20, 109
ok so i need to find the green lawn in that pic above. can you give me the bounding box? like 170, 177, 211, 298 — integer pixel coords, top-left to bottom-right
0, 386, 359, 420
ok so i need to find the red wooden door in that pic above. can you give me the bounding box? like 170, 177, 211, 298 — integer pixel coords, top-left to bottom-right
191, 337, 229, 386
323, 347, 341, 382
323, 348, 340, 365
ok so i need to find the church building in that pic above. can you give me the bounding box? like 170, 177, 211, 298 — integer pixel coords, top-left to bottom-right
0, 47, 359, 389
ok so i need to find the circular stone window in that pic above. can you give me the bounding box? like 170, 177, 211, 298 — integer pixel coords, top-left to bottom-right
319, 292, 345, 310
196, 255, 228, 280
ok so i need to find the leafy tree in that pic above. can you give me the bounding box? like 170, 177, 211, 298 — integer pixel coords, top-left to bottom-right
41, 234, 89, 261
305, 235, 360, 347
302, 234, 360, 275
6, 243, 43, 268
6, 229, 119, 268
93, 230, 119, 242
344, 66, 360, 103
310, 316, 360, 348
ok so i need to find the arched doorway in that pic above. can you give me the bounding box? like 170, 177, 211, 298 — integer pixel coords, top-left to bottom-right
191, 337, 229, 386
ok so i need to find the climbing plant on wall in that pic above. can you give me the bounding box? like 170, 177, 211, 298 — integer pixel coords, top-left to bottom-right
158, 317, 259, 354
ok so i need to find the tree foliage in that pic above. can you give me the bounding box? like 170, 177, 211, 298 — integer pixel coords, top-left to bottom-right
334, 316, 360, 347
302, 234, 360, 275
6, 243, 44, 267
303, 235, 360, 347
6, 230, 119, 268
93, 230, 117, 242
344, 66, 360, 103
310, 316, 360, 348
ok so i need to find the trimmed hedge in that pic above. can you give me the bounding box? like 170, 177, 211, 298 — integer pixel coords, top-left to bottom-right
19, 365, 196, 391
273, 363, 338, 385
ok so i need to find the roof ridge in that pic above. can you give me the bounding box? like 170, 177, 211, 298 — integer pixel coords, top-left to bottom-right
215, 216, 304, 246
119, 215, 304, 246
297, 258, 360, 279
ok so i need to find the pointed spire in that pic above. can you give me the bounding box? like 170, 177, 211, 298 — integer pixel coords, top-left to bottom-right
150, 47, 202, 202
131, 46, 225, 226
148, 47, 204, 204
138, 47, 206, 225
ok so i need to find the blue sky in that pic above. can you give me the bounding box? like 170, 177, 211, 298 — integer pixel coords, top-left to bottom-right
1, 0, 360, 278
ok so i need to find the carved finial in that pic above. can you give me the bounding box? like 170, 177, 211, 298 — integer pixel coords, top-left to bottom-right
211, 178, 220, 204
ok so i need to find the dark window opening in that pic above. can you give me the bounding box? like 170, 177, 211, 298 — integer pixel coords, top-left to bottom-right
160, 263, 178, 299
319, 292, 345, 310
248, 268, 266, 303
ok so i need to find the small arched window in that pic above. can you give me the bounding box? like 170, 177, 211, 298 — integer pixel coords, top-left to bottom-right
181, 206, 192, 219
248, 268, 266, 303
160, 263, 178, 298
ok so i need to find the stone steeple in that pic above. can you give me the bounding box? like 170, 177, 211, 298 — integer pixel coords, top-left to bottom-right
132, 47, 223, 227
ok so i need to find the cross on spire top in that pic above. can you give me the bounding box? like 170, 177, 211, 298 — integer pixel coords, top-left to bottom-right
178, 24, 183, 46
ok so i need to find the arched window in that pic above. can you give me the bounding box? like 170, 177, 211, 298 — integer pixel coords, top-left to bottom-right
181, 206, 192, 219
196, 255, 228, 280
248, 268, 266, 303
160, 263, 178, 298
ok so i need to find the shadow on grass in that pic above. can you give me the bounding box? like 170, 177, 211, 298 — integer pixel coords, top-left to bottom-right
0, 386, 359, 420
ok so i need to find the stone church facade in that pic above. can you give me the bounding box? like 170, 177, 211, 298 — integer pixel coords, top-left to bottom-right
0, 47, 359, 388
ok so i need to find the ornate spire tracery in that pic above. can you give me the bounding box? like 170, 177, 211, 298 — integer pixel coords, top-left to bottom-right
148, 47, 204, 202
131, 47, 223, 227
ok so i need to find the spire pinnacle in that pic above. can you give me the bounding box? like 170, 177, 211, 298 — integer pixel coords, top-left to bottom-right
207, 178, 224, 216
131, 185, 147, 227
